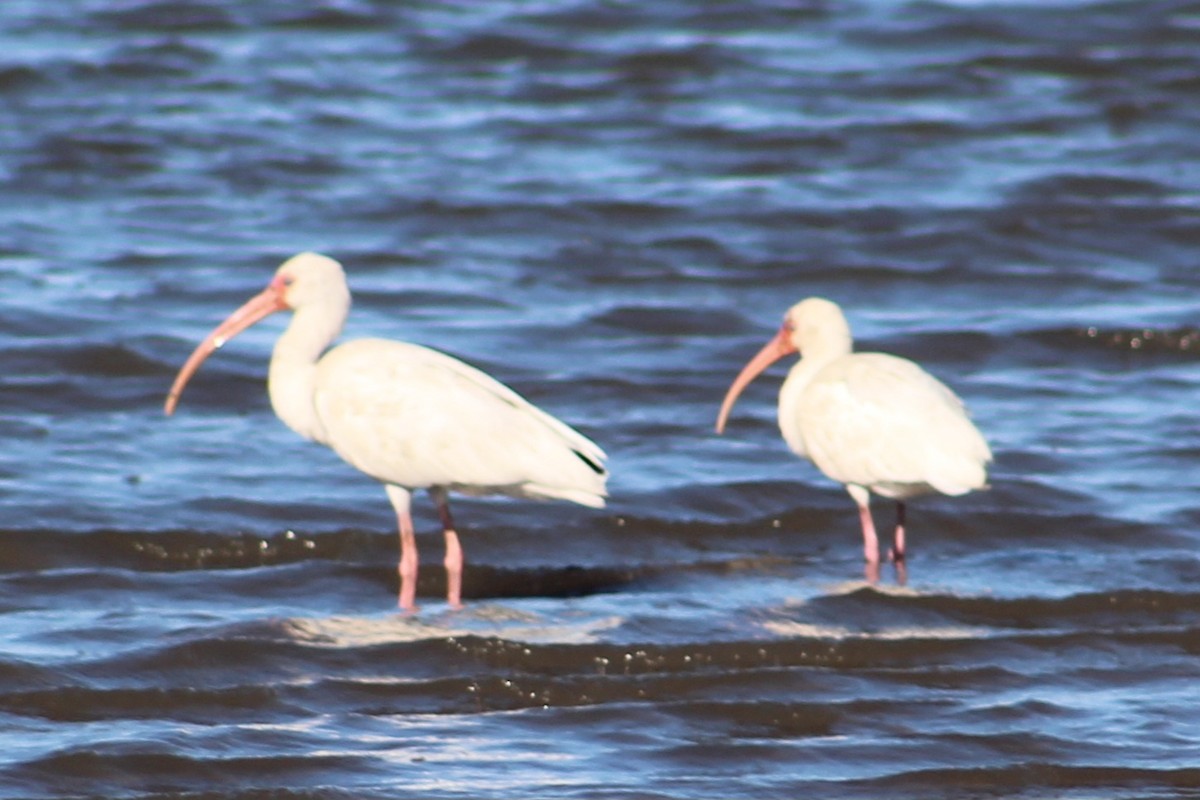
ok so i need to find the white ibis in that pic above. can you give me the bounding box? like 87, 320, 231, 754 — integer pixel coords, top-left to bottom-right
165, 252, 608, 610
716, 297, 991, 581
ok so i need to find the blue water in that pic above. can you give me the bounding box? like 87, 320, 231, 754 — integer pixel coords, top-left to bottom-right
1, 1, 1199, 797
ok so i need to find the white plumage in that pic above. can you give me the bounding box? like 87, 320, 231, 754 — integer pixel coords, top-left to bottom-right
166, 252, 607, 610
717, 297, 990, 579
313, 339, 606, 507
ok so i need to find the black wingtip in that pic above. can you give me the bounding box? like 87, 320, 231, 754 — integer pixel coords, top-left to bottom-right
574, 449, 606, 476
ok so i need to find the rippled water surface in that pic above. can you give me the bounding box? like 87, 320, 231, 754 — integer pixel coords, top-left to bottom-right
2, 1, 1200, 798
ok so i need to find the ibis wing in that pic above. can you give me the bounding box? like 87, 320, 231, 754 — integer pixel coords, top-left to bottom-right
797, 353, 991, 496
311, 339, 607, 506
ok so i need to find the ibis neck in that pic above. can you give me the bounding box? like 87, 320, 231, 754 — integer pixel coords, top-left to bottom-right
778, 341, 849, 454
267, 303, 345, 444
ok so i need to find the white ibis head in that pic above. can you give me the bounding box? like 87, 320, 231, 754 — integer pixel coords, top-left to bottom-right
163, 252, 350, 415
715, 297, 852, 434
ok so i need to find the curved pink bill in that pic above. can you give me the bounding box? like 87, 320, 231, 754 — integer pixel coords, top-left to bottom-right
164, 281, 287, 416
715, 324, 797, 434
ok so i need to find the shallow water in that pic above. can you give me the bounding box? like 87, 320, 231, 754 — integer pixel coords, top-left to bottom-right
2, 1, 1199, 798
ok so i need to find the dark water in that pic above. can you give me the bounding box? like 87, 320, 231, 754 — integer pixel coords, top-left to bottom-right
2, 0, 1200, 797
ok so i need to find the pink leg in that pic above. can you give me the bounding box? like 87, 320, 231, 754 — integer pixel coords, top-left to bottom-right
859, 503, 881, 583
386, 485, 418, 611
858, 503, 879, 562
891, 501, 907, 563
430, 487, 464, 609
847, 485, 879, 582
